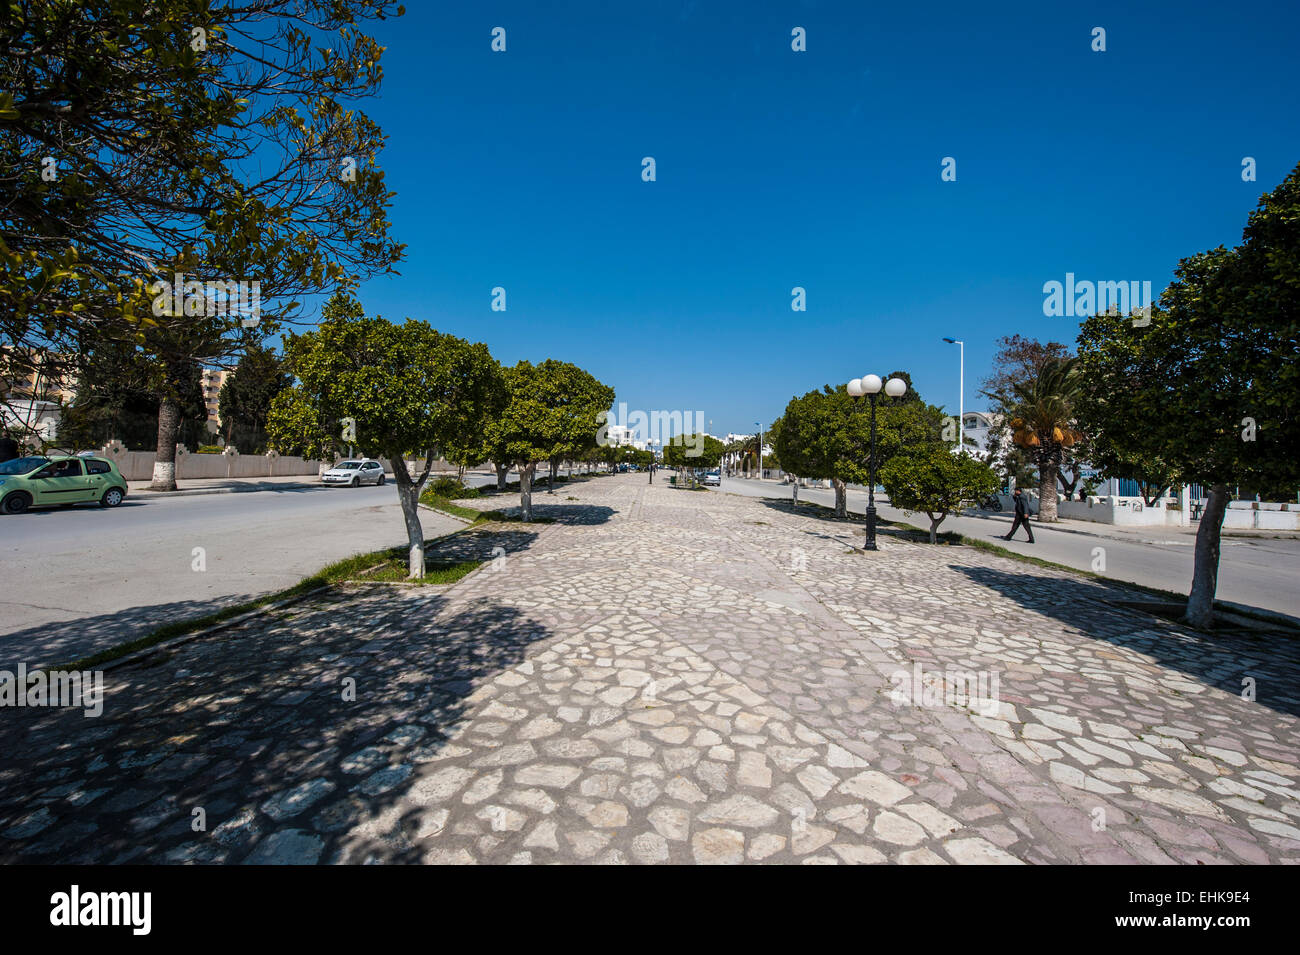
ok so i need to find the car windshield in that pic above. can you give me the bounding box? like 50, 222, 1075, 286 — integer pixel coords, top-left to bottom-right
0, 456, 49, 476
335, 461, 361, 470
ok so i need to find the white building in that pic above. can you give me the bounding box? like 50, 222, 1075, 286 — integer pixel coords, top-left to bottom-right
959, 411, 997, 459
603, 424, 647, 451
1, 398, 62, 446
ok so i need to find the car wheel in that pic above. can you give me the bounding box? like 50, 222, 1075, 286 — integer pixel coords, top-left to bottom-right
2, 492, 32, 515
350, 476, 359, 487
377, 474, 385, 486
100, 487, 124, 508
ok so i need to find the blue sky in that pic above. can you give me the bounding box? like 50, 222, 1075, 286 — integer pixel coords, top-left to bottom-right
344, 0, 1300, 437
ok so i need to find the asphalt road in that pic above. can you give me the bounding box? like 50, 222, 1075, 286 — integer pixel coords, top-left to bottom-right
0, 481, 462, 670
711, 476, 1300, 620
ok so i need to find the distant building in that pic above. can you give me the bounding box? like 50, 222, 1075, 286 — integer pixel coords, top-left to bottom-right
0, 348, 78, 404
603, 423, 646, 450
200, 367, 230, 429
960, 411, 997, 458
1, 348, 78, 447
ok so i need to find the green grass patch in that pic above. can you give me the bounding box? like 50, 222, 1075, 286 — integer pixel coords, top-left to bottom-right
355, 557, 482, 584
419, 489, 492, 522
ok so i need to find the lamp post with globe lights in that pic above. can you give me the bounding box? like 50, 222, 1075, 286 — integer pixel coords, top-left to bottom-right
847, 373, 908, 551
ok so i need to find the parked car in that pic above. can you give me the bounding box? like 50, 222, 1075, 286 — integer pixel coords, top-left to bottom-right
702, 469, 722, 487
321, 458, 386, 486
0, 455, 128, 514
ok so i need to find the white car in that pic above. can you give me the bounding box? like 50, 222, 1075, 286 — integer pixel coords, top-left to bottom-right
321, 459, 386, 487
702, 470, 721, 487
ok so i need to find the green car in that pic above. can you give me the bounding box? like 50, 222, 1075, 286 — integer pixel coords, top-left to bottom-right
0, 455, 129, 514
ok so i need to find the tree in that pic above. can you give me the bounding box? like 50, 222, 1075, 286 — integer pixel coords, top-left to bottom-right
661, 434, 723, 484
1, 0, 405, 490
267, 297, 504, 577
979, 336, 1075, 492
880, 446, 1000, 543
484, 360, 614, 521
1005, 357, 1084, 523
59, 330, 208, 452
218, 341, 293, 453
1075, 163, 1300, 627
775, 383, 945, 517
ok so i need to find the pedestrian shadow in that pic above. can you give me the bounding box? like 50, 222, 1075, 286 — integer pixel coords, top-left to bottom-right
950, 564, 1300, 719
0, 587, 554, 864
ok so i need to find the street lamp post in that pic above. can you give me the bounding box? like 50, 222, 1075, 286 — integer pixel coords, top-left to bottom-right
755, 421, 763, 480
942, 338, 964, 454
847, 373, 908, 551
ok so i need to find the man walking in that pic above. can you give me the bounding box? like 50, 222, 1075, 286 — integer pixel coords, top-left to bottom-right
1004, 488, 1035, 543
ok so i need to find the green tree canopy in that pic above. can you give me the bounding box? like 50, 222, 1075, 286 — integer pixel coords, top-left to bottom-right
1075, 161, 1300, 627
218, 341, 293, 453
484, 359, 614, 520
774, 382, 945, 516
662, 434, 724, 471
267, 297, 504, 577
880, 446, 1000, 543
1, 0, 405, 489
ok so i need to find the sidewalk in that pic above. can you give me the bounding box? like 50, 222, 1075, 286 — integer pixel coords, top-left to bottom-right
4, 473, 1296, 864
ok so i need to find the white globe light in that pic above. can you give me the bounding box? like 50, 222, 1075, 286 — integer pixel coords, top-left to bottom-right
862, 374, 883, 394
884, 377, 907, 398
847, 378, 864, 396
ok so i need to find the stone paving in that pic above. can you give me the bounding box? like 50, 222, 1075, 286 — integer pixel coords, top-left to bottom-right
1, 474, 1297, 864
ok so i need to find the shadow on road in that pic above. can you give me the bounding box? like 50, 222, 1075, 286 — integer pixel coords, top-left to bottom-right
951, 564, 1300, 719
0, 588, 553, 864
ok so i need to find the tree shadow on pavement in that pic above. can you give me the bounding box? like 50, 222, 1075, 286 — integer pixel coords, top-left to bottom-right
951, 564, 1300, 719
480, 503, 615, 526
0, 595, 263, 673
0, 587, 553, 864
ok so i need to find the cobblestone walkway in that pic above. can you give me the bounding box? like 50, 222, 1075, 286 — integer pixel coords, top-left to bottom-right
1, 476, 1297, 864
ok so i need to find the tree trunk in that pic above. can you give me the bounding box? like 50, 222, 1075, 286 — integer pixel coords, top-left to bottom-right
548, 459, 557, 493
456, 463, 465, 484
832, 477, 847, 518
792, 480, 798, 505
1037, 459, 1059, 522
495, 462, 509, 491
1185, 484, 1228, 629
928, 514, 943, 544
520, 462, 535, 521
390, 453, 432, 578
150, 396, 182, 490
1057, 465, 1079, 500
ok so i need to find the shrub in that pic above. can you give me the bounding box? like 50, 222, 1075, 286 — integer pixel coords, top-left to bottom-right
430, 475, 480, 498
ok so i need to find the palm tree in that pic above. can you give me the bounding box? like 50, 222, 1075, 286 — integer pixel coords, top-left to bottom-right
1008, 357, 1084, 523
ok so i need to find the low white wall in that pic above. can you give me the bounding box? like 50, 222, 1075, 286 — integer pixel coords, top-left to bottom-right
1224, 502, 1300, 530
105, 448, 324, 482
1059, 497, 1173, 526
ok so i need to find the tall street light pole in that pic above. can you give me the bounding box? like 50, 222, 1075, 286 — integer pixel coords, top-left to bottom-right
942, 338, 964, 454
755, 421, 762, 480
847, 373, 908, 551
